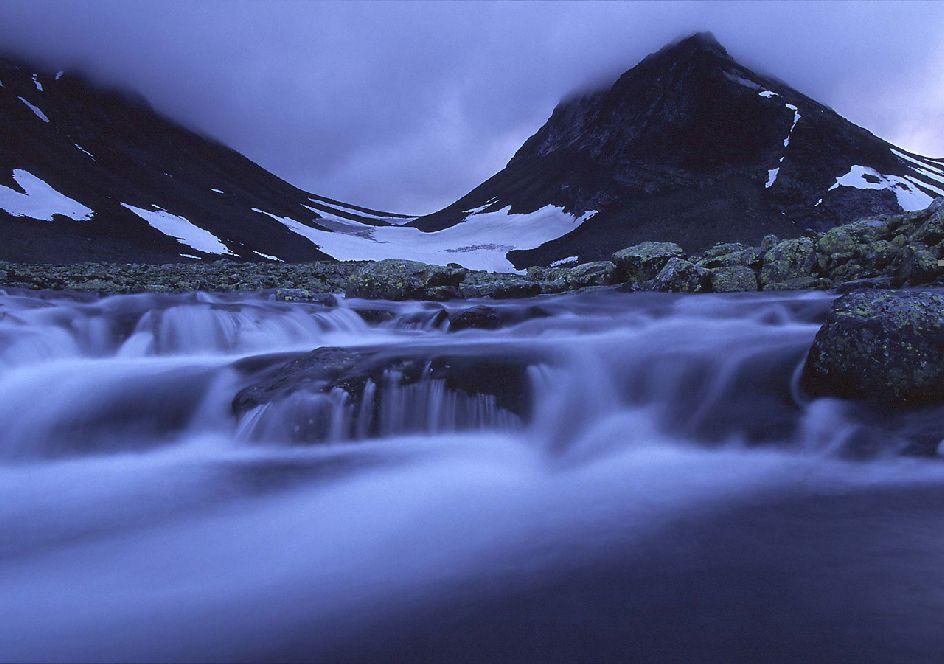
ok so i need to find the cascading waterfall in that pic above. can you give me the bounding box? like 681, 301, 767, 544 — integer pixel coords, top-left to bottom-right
2, 286, 944, 662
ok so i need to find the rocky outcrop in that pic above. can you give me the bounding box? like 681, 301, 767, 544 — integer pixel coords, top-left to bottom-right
612, 242, 685, 283
710, 265, 758, 292
651, 258, 711, 293
801, 290, 944, 404
4, 197, 944, 299
759, 237, 818, 289
345, 259, 467, 301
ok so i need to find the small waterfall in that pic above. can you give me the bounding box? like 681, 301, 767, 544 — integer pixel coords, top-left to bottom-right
237, 368, 522, 445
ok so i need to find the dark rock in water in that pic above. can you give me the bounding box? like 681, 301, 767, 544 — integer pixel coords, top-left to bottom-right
710, 265, 758, 293
801, 290, 944, 404
345, 259, 467, 301
650, 258, 711, 293
447, 306, 502, 332
612, 242, 685, 283
760, 237, 817, 290
273, 289, 338, 306
232, 345, 538, 425
353, 308, 397, 325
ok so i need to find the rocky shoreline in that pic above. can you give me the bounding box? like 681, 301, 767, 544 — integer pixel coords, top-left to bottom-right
2, 199, 942, 300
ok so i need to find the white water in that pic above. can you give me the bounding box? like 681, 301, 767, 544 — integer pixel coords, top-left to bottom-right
1, 287, 943, 661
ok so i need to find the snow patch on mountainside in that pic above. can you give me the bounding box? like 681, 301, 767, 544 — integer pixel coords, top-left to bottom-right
761, 95, 801, 189
17, 97, 48, 122
253, 205, 597, 272
122, 204, 235, 255
828, 165, 933, 212
307, 196, 417, 225
550, 255, 579, 267
74, 144, 94, 160
0, 170, 93, 222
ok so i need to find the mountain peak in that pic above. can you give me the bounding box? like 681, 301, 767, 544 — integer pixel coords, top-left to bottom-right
671, 31, 725, 53
414, 33, 942, 268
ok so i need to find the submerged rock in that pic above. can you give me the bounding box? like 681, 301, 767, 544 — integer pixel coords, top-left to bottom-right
232, 345, 540, 441
447, 305, 502, 332
801, 290, 944, 404
612, 242, 685, 283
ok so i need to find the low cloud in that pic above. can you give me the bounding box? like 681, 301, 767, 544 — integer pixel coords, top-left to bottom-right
1, 1, 942, 212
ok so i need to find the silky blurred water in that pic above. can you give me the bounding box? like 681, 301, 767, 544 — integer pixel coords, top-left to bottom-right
0, 287, 942, 662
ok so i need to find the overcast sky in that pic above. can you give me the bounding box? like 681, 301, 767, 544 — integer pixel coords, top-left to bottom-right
1, 1, 942, 213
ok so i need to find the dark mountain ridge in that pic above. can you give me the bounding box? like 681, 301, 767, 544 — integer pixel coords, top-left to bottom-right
412, 33, 943, 268
0, 53, 411, 263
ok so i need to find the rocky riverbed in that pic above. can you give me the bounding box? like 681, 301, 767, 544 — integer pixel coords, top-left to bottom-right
3, 198, 943, 300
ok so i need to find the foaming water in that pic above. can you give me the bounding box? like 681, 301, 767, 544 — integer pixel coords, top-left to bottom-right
1, 287, 943, 662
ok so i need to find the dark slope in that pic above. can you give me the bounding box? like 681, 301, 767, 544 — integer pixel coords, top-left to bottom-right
412, 33, 943, 268
0, 55, 409, 263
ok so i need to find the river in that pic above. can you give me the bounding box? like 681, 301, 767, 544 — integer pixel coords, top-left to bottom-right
1, 287, 942, 662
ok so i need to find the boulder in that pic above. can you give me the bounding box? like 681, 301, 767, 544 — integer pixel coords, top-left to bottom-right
760, 237, 817, 289
231, 345, 539, 440
801, 290, 944, 404
911, 205, 944, 245
611, 242, 685, 283
458, 275, 543, 299
899, 245, 943, 285
697, 243, 762, 270
710, 265, 758, 293
650, 258, 710, 293
345, 259, 466, 300
447, 305, 502, 332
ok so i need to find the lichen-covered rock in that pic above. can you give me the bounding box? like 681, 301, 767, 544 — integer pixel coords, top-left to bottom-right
760, 234, 780, 252
760, 237, 817, 289
564, 261, 616, 288
611, 242, 685, 282
526, 261, 615, 291
816, 219, 890, 259
650, 258, 710, 293
697, 243, 762, 270
911, 206, 944, 245
801, 290, 944, 404
345, 259, 466, 300
709, 265, 758, 292
459, 274, 543, 299
274, 288, 338, 306
898, 245, 943, 285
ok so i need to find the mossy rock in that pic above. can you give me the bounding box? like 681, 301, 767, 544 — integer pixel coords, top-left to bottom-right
650, 258, 711, 293
611, 242, 685, 283
760, 237, 816, 287
710, 265, 758, 292
801, 290, 944, 404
